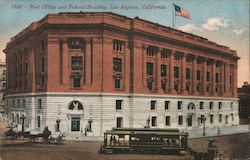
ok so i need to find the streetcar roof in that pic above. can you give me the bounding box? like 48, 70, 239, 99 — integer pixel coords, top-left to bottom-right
104, 130, 188, 136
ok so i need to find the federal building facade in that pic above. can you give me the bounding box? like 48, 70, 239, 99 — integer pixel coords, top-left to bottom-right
4, 12, 239, 136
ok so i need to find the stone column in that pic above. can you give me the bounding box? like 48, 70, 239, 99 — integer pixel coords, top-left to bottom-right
211, 60, 216, 95
221, 62, 225, 96
29, 43, 36, 92
168, 51, 175, 94
181, 53, 187, 94
192, 56, 197, 95
233, 64, 238, 97
85, 39, 91, 85
202, 58, 207, 95
62, 38, 69, 85
156, 48, 161, 91
142, 45, 146, 87
224, 62, 230, 97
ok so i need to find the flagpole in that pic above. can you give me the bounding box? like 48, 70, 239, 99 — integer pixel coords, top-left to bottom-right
172, 3, 175, 28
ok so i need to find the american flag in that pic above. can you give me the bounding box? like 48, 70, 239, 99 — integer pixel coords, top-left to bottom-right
174, 4, 191, 19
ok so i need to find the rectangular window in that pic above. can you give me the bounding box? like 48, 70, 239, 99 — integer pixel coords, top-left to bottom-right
219, 114, 222, 123
186, 68, 190, 80
150, 100, 156, 110
73, 78, 81, 88
161, 82, 166, 91
147, 47, 157, 56
230, 75, 232, 84
37, 115, 41, 128
174, 67, 179, 78
161, 50, 168, 59
178, 116, 183, 125
197, 70, 201, 80
231, 113, 234, 121
116, 100, 122, 110
206, 86, 210, 93
165, 116, 170, 126
196, 86, 200, 93
17, 100, 20, 108
200, 102, 204, 109
146, 62, 153, 75
114, 79, 121, 89
38, 99, 42, 109
209, 102, 213, 110
207, 72, 210, 81
165, 101, 170, 110
177, 101, 182, 110
113, 58, 122, 72
218, 102, 222, 109
151, 116, 157, 127
175, 84, 179, 92
71, 57, 83, 70
216, 73, 219, 82
113, 40, 124, 52
116, 117, 123, 128
210, 115, 214, 123
148, 81, 153, 90
16, 114, 20, 124
186, 85, 190, 92
200, 115, 205, 123
161, 64, 167, 77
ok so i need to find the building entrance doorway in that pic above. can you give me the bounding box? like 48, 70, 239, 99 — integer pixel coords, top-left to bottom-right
187, 115, 193, 127
71, 117, 80, 131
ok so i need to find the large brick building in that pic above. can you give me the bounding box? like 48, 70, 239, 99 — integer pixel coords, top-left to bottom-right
4, 12, 239, 136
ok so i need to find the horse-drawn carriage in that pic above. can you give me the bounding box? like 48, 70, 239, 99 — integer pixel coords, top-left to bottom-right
2, 126, 65, 145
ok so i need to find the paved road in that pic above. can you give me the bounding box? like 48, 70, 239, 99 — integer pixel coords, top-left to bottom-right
0, 120, 249, 160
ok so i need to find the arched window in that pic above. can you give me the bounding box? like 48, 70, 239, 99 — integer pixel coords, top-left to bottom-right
188, 103, 195, 110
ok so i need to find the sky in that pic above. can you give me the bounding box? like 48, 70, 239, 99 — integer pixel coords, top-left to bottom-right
0, 0, 249, 87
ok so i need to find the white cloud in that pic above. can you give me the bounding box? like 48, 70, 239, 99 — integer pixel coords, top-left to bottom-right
233, 28, 245, 36
178, 24, 202, 32
202, 17, 230, 31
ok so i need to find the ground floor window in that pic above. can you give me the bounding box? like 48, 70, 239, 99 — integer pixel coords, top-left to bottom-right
210, 115, 214, 123
178, 116, 183, 125
151, 116, 157, 127
16, 114, 20, 124
187, 115, 192, 127
116, 117, 123, 128
71, 117, 80, 131
219, 114, 222, 123
12, 113, 15, 123
37, 115, 41, 128
165, 116, 170, 126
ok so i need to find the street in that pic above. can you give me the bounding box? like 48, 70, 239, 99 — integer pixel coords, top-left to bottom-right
0, 121, 249, 160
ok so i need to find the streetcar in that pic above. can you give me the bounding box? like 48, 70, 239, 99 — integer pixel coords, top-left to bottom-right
100, 128, 188, 154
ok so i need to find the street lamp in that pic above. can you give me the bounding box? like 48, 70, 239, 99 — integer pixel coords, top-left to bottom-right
88, 117, 93, 132
146, 117, 150, 128
198, 116, 206, 136
56, 117, 61, 132
20, 114, 26, 132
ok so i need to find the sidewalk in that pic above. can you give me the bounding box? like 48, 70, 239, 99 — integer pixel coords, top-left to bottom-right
63, 125, 250, 141
184, 125, 249, 138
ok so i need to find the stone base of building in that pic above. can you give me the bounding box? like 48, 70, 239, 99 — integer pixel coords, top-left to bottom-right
6, 92, 240, 137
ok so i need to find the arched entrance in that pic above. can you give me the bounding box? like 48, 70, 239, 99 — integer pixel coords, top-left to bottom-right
67, 100, 84, 132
